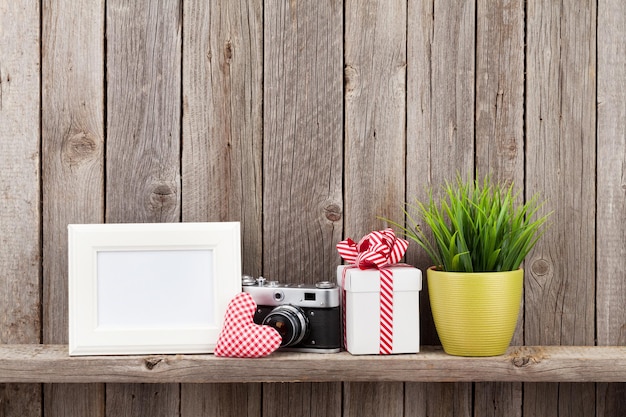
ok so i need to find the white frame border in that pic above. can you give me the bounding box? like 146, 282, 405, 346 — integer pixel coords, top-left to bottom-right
68, 222, 241, 356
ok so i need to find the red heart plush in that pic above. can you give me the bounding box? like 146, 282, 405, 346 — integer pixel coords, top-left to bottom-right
214, 292, 282, 358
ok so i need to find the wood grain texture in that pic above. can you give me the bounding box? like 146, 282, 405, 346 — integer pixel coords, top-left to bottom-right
344, 0, 407, 237
44, 384, 104, 417
524, 383, 595, 417
406, 0, 476, 346
0, 384, 41, 417
475, 0, 524, 183
525, 0, 596, 347
263, 0, 343, 283
263, 383, 341, 417
406, 1, 475, 415
344, 382, 403, 417
181, 1, 263, 413
105, 0, 181, 416
474, 1, 525, 414
405, 383, 471, 417
344, 1, 407, 413
596, 0, 626, 350
263, 1, 342, 414
406, 0, 475, 195
182, 0, 263, 276
41, 0, 105, 350
597, 0, 626, 414
1, 0, 626, 415
525, 0, 597, 416
41, 0, 106, 415
0, 0, 41, 347
106, 384, 179, 417
0, 0, 41, 414
2, 345, 625, 384
597, 382, 626, 417
474, 381, 521, 417
106, 0, 181, 224
181, 384, 261, 417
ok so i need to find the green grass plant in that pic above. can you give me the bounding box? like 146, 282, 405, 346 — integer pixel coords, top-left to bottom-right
387, 175, 551, 272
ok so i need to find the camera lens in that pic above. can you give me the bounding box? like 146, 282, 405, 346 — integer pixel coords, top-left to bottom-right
262, 305, 309, 347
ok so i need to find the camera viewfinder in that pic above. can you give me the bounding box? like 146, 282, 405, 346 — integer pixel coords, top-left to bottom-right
304, 292, 316, 301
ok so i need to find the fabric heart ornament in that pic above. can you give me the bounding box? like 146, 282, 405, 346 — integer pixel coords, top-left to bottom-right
214, 292, 282, 358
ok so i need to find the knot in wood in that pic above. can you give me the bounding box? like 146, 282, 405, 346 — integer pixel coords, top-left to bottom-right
531, 258, 551, 276
512, 356, 531, 368
144, 357, 163, 370
148, 182, 178, 218
62, 131, 99, 166
324, 204, 342, 222
224, 40, 233, 62
149, 183, 175, 201
344, 65, 359, 94
510, 346, 545, 368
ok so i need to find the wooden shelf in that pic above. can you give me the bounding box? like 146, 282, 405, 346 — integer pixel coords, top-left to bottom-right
0, 345, 624, 384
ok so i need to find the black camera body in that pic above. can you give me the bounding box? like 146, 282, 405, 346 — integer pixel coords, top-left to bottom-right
242, 276, 341, 353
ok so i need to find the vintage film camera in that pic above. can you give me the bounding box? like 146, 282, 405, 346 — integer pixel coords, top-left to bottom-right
242, 275, 341, 353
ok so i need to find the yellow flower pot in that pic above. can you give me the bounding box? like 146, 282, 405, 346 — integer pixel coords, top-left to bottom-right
427, 267, 523, 356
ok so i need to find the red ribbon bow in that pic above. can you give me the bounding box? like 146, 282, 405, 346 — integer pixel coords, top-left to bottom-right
337, 228, 408, 269
337, 228, 409, 354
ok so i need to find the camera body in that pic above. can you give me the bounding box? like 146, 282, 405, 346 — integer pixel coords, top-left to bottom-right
242, 276, 341, 353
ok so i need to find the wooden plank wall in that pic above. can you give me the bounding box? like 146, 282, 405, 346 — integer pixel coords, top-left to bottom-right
0, 0, 624, 416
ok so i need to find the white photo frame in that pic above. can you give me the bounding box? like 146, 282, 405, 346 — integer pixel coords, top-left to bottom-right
68, 222, 241, 356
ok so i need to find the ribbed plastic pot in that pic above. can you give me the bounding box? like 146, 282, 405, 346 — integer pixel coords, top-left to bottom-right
427, 267, 523, 356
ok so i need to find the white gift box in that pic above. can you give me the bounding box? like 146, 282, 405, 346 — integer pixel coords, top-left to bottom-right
337, 264, 422, 355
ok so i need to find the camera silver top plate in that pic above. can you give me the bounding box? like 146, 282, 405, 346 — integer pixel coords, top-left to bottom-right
242, 278, 340, 308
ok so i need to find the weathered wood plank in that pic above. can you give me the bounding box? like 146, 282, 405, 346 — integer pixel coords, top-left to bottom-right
597, 382, 626, 417
525, 0, 597, 416
597, 0, 626, 342
344, 0, 407, 237
524, 383, 595, 417
263, 383, 341, 417
406, 0, 475, 193
41, 0, 106, 416
405, 383, 472, 417
106, 384, 179, 417
475, 0, 525, 183
406, 0, 476, 344
106, 0, 181, 224
0, 0, 42, 414
474, 381, 521, 417
525, 0, 596, 347
1, 345, 625, 384
43, 384, 104, 417
344, 382, 403, 417
597, 0, 626, 414
2, 0, 626, 416
474, 0, 525, 415
105, 0, 181, 416
0, 0, 41, 347
182, 0, 263, 276
406, 0, 475, 415
181, 0, 263, 413
344, 0, 407, 415
181, 384, 261, 417
42, 0, 105, 346
263, 0, 343, 415
263, 0, 343, 282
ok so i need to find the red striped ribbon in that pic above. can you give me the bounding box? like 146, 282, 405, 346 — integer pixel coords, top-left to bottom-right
337, 228, 408, 354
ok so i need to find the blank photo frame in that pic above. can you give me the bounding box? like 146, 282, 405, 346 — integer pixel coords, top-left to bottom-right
68, 222, 241, 356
